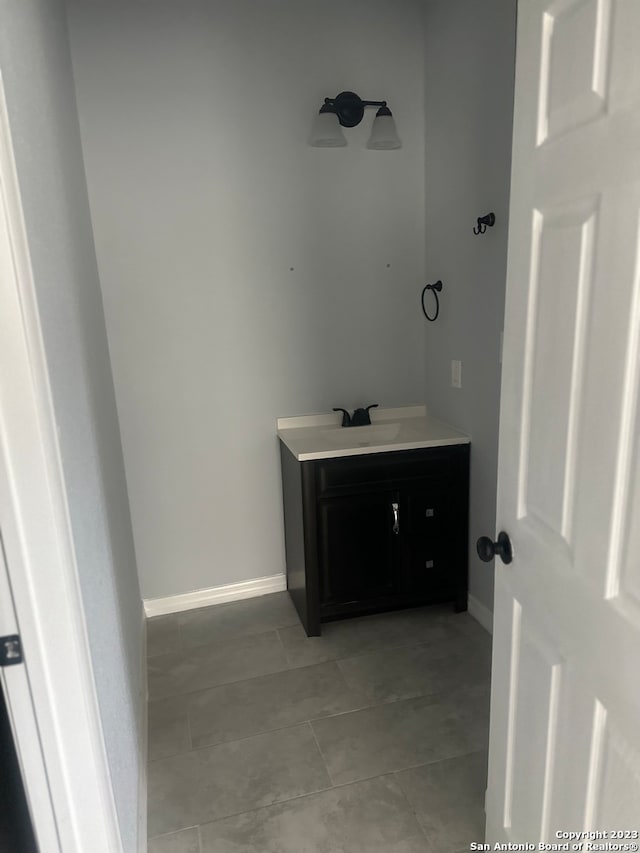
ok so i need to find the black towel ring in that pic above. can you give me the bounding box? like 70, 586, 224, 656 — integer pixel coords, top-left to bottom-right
421, 280, 443, 322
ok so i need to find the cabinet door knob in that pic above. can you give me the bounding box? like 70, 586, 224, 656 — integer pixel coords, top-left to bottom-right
476, 531, 513, 565
391, 502, 400, 535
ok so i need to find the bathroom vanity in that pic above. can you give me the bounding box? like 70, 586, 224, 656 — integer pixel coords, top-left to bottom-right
278, 406, 470, 636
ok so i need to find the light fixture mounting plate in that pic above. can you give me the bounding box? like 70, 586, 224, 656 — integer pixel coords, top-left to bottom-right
333, 91, 365, 128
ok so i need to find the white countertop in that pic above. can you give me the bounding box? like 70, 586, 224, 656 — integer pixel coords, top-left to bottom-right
277, 405, 470, 461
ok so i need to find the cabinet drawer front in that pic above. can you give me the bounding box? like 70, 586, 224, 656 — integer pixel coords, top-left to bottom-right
316, 446, 464, 494
403, 484, 454, 539
408, 539, 455, 587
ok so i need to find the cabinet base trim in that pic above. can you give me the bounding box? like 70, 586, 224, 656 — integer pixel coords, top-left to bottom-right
143, 574, 287, 618
467, 593, 493, 635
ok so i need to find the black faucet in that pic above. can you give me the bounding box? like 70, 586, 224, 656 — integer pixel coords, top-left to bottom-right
332, 404, 379, 427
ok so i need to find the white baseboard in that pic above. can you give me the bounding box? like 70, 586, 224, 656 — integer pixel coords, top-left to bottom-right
143, 573, 287, 618
467, 593, 493, 635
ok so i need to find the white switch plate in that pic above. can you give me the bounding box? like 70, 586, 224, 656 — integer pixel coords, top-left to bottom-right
451, 359, 462, 388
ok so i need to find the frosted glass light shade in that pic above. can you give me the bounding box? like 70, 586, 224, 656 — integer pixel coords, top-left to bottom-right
310, 110, 347, 147
367, 114, 402, 150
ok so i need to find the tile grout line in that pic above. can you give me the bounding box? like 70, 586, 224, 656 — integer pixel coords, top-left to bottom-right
149, 686, 483, 763
176, 619, 302, 658
392, 767, 435, 849
164, 769, 410, 840
151, 627, 491, 682
176, 617, 187, 656
394, 749, 490, 850
149, 662, 489, 709
274, 626, 291, 665
148, 638, 290, 702
149, 707, 488, 832
178, 618, 194, 754
149, 752, 489, 846
147, 605, 477, 663
188, 778, 337, 843
147, 661, 490, 708
280, 630, 462, 670
307, 720, 337, 788
147, 824, 199, 844
308, 748, 489, 796
148, 657, 490, 761
149, 723, 488, 782
187, 689, 442, 752
148, 622, 487, 702
185, 698, 195, 753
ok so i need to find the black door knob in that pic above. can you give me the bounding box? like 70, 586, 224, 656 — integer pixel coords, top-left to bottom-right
476, 531, 513, 565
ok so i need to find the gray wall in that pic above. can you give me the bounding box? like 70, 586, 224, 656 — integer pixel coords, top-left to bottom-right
66, 0, 427, 601
0, 1, 144, 849
422, 0, 516, 613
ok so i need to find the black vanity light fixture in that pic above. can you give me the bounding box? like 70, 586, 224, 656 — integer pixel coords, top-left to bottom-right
310, 91, 402, 149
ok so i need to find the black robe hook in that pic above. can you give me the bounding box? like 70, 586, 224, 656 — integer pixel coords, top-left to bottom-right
474, 212, 496, 235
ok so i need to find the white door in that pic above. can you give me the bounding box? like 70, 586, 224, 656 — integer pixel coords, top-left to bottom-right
487, 0, 640, 843
0, 72, 123, 852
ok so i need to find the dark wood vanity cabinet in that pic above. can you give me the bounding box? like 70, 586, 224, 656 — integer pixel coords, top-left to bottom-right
280, 441, 470, 636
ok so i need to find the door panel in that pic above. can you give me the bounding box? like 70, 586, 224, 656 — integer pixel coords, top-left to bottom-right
488, 0, 640, 842
502, 600, 563, 841
520, 197, 597, 550
593, 716, 640, 824
318, 490, 399, 606
539, 0, 612, 144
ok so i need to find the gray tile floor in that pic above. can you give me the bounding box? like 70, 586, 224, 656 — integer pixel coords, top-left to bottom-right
146, 593, 491, 853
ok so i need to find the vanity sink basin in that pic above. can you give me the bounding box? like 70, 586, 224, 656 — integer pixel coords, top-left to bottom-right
277, 405, 470, 461
321, 422, 402, 447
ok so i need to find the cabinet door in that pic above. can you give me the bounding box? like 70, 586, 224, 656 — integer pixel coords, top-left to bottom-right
318, 490, 399, 607
402, 483, 456, 597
